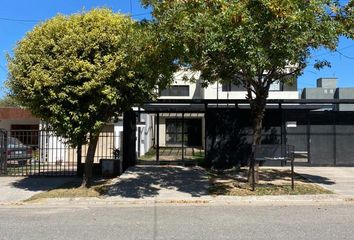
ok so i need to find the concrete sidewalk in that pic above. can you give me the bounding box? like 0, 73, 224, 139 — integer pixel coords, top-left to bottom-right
105, 165, 210, 200
0, 176, 77, 202
1, 166, 354, 206
295, 167, 354, 196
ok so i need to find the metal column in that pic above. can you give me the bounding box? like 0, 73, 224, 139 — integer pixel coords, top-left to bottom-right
156, 113, 160, 164
182, 112, 185, 165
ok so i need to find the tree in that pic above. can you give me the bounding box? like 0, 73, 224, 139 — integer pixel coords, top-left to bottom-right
143, 0, 353, 183
7, 9, 176, 187
0, 95, 20, 107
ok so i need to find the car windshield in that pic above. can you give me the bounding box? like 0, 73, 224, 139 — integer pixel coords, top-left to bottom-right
7, 137, 25, 147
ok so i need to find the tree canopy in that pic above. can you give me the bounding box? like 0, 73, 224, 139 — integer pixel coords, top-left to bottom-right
7, 8, 176, 186
0, 95, 20, 107
143, 0, 353, 181
7, 8, 175, 145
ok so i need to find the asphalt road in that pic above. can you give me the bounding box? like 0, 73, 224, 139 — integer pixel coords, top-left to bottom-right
1, 204, 354, 240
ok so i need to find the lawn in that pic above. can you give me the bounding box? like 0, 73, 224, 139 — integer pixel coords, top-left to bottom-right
208, 168, 333, 196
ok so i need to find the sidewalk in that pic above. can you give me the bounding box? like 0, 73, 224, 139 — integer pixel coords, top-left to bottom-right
295, 167, 354, 196
0, 176, 77, 203
1, 166, 354, 207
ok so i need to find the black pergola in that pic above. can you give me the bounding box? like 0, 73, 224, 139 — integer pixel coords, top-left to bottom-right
131, 99, 354, 165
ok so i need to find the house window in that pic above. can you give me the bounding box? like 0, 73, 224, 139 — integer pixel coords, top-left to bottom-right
221, 83, 245, 92
165, 119, 188, 145
160, 85, 189, 96
269, 81, 281, 91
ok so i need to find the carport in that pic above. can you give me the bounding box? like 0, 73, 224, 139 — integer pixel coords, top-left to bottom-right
122, 99, 354, 169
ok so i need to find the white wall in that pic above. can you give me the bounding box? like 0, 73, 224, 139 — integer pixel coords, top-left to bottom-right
204, 82, 299, 99
39, 123, 71, 164
159, 70, 202, 100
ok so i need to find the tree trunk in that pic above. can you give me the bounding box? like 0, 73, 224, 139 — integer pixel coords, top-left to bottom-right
248, 95, 267, 185
81, 132, 100, 188
122, 109, 137, 171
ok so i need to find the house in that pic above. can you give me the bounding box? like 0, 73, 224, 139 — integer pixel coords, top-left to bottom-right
302, 77, 354, 111
0, 108, 119, 173
137, 72, 354, 167
155, 70, 298, 149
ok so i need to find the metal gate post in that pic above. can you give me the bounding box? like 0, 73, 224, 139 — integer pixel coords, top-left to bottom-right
182, 112, 185, 165
156, 113, 160, 164
0, 130, 8, 175
77, 144, 82, 176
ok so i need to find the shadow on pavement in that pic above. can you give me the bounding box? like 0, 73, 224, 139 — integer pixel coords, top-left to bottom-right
106, 166, 209, 198
298, 173, 336, 185
10, 176, 80, 191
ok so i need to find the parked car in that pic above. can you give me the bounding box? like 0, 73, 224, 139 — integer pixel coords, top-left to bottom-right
0, 137, 32, 166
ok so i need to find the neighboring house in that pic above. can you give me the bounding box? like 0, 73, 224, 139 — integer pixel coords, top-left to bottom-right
0, 108, 120, 165
301, 77, 354, 111
0, 107, 40, 132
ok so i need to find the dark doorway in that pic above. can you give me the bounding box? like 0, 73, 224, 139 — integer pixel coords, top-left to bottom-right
187, 119, 202, 147
165, 118, 202, 147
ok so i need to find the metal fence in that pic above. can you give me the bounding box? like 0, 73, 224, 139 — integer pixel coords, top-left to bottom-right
0, 129, 119, 176
206, 108, 354, 168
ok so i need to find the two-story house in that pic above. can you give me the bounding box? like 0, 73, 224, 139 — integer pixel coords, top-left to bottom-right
141, 70, 299, 159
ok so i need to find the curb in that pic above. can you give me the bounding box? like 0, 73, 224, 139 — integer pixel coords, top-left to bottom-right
1, 194, 354, 208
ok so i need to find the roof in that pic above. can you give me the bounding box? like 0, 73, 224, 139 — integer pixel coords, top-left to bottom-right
0, 108, 39, 120
141, 99, 354, 113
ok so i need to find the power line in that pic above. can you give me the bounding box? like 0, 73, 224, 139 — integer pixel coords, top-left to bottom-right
0, 11, 151, 24
312, 44, 354, 58
0, 17, 40, 23
336, 50, 354, 60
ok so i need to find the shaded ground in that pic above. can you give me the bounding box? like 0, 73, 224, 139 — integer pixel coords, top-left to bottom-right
106, 165, 210, 199
3, 166, 353, 203
209, 168, 332, 196
0, 177, 77, 202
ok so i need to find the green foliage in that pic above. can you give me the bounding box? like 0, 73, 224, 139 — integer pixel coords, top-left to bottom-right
143, 0, 349, 89
144, 0, 351, 152
7, 9, 176, 145
0, 95, 20, 107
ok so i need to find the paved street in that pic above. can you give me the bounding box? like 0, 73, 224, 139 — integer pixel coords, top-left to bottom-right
1, 204, 354, 240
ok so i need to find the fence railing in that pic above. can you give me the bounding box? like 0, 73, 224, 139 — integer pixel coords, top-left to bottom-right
0, 129, 119, 176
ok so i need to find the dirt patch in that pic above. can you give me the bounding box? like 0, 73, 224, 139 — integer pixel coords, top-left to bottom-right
209, 168, 333, 196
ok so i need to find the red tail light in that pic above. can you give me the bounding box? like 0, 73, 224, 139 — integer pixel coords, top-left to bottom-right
27, 149, 32, 155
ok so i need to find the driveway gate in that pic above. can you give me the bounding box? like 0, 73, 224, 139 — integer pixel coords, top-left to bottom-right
0, 129, 119, 176
0, 129, 7, 175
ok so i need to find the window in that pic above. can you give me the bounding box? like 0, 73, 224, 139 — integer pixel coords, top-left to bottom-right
165, 119, 188, 145
269, 81, 281, 91
221, 83, 245, 92
160, 85, 189, 96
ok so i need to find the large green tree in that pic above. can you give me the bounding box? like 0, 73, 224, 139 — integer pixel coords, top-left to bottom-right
143, 0, 353, 183
7, 9, 176, 187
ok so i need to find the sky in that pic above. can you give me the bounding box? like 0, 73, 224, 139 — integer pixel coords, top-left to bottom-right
0, 0, 353, 97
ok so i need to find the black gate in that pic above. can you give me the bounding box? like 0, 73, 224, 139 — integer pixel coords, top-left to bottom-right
0, 129, 79, 176
0, 129, 119, 176
0, 129, 7, 175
